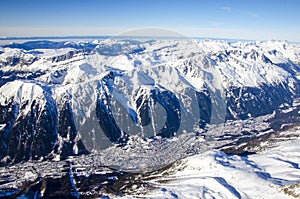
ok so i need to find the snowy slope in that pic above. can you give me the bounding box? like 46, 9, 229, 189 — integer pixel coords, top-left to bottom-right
136, 130, 300, 199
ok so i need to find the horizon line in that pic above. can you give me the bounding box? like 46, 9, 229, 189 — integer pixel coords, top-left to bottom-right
1, 35, 299, 44
0, 35, 263, 42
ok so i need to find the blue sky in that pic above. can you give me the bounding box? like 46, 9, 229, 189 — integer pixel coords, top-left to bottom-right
0, 0, 299, 41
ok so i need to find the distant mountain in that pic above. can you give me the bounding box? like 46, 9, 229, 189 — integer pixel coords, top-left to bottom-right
2, 40, 98, 51
0, 39, 299, 166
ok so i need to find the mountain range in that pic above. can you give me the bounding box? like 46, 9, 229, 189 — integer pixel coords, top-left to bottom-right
0, 38, 299, 198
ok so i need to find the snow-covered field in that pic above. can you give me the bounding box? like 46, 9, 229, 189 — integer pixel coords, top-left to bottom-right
116, 127, 300, 199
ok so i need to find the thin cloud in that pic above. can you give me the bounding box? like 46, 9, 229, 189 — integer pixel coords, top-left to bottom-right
220, 6, 258, 18
220, 6, 232, 12
247, 11, 258, 18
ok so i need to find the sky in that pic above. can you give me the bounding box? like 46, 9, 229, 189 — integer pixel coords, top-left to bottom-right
0, 0, 300, 42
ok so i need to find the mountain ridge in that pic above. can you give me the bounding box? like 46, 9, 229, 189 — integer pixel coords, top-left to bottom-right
0, 39, 299, 166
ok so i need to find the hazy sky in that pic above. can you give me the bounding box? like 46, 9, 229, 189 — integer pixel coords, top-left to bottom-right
1, 0, 299, 42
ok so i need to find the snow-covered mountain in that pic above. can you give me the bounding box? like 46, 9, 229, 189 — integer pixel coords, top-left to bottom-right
0, 39, 299, 164
0, 38, 299, 198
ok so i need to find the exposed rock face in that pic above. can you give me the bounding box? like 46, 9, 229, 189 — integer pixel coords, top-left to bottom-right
0, 89, 58, 164
0, 83, 88, 165
226, 82, 294, 120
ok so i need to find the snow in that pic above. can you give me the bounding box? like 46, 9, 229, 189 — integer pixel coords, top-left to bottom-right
0, 80, 44, 103
0, 124, 6, 131
119, 128, 300, 199
1, 39, 298, 92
